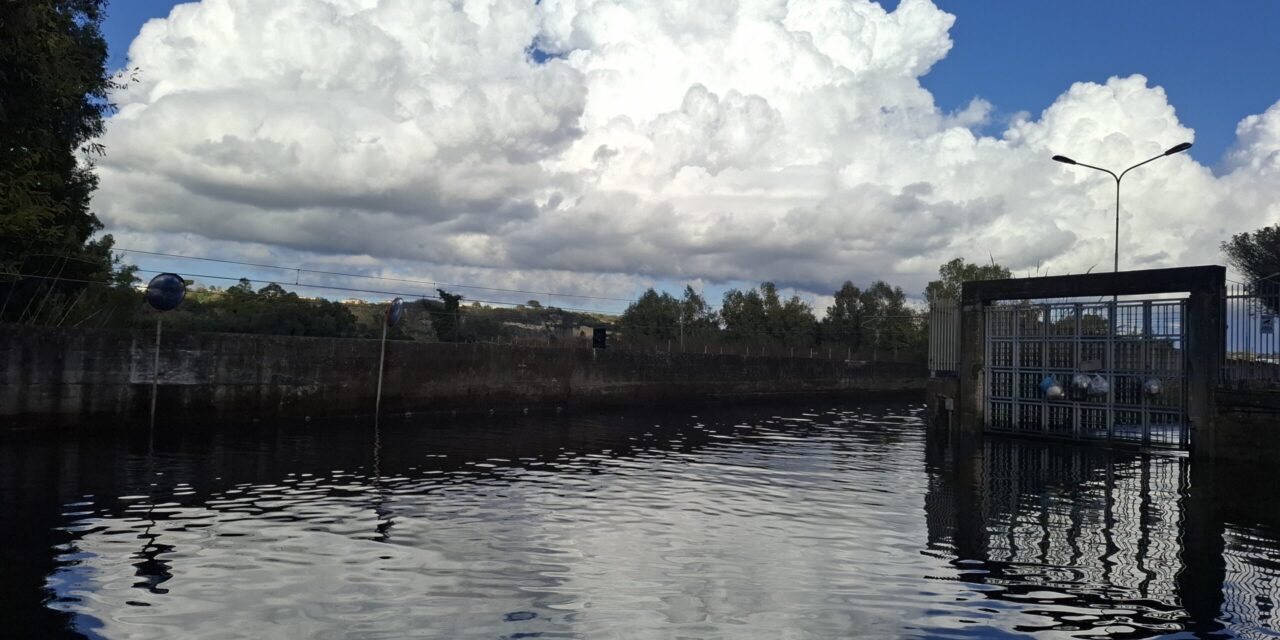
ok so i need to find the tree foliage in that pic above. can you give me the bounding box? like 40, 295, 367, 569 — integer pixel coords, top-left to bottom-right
1, 0, 132, 322
721, 282, 816, 346
821, 280, 915, 350
161, 280, 371, 338
423, 289, 464, 341
924, 257, 1012, 306
619, 286, 721, 344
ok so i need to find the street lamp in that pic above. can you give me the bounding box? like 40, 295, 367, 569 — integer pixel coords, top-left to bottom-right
1052, 142, 1192, 274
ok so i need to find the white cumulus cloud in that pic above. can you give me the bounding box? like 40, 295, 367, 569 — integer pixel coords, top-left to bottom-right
94, 0, 1280, 309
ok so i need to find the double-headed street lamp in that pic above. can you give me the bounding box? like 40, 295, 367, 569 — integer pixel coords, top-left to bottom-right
1052, 141, 1192, 274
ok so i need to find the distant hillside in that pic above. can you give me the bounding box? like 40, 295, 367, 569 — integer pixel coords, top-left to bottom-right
349, 298, 616, 344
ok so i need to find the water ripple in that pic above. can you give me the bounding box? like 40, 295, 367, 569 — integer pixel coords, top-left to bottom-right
0, 402, 1271, 638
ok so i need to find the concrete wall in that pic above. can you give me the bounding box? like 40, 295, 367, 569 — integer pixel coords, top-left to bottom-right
1, 326, 927, 427
1212, 390, 1280, 462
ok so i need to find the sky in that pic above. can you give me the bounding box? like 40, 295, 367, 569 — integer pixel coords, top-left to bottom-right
95, 0, 1280, 314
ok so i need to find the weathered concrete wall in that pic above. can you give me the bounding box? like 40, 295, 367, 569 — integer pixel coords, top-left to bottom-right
1, 326, 927, 426
1211, 390, 1280, 462
925, 375, 960, 430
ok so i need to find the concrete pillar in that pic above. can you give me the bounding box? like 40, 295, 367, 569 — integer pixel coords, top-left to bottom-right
1185, 288, 1225, 457
957, 301, 985, 433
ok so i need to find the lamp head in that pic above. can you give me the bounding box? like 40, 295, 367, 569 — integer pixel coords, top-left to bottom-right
1051, 155, 1077, 165
1164, 142, 1192, 156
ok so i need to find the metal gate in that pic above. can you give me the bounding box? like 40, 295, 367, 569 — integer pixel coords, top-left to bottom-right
985, 299, 1188, 447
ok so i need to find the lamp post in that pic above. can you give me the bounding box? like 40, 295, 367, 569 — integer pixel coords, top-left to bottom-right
1052, 142, 1192, 274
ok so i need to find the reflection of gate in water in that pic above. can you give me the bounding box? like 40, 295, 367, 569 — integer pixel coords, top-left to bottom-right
985, 300, 1189, 448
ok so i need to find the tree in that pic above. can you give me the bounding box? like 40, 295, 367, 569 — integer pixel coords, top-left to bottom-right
822, 281, 864, 348
1, 0, 133, 323
924, 258, 1012, 306
857, 281, 917, 356
158, 281, 369, 338
620, 288, 681, 341
722, 282, 816, 347
678, 285, 718, 340
427, 289, 464, 341
721, 287, 767, 343
1223, 225, 1280, 312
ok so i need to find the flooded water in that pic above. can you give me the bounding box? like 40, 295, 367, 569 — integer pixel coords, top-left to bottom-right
2, 403, 1279, 638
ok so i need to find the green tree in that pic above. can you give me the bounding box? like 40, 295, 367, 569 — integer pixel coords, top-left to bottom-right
1, 0, 133, 323
722, 282, 816, 347
720, 287, 767, 343
678, 285, 718, 340
858, 281, 919, 357
821, 281, 863, 348
160, 281, 369, 338
426, 289, 464, 341
620, 288, 681, 341
924, 258, 1011, 306
1223, 224, 1280, 312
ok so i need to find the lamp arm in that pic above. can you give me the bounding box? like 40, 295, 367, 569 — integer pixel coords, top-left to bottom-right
1117, 152, 1167, 182
1071, 161, 1119, 182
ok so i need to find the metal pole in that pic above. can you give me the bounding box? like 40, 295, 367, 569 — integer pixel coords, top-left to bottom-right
375, 321, 388, 418
149, 317, 162, 428
1114, 176, 1121, 274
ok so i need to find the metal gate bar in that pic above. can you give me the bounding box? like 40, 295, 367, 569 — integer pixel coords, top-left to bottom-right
985, 299, 1188, 448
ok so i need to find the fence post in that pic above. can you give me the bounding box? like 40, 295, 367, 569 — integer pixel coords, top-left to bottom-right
149, 317, 162, 429
375, 320, 389, 419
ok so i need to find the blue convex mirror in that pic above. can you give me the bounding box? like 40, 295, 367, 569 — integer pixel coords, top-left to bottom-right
386, 297, 405, 327
145, 273, 186, 311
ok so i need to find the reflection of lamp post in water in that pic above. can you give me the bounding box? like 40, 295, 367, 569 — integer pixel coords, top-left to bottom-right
1051, 142, 1192, 275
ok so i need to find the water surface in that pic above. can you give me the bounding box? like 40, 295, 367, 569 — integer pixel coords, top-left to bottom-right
1, 403, 1277, 638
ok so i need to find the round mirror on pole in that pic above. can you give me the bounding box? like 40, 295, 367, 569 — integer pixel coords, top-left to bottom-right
386, 297, 405, 327
144, 273, 185, 430
145, 273, 186, 311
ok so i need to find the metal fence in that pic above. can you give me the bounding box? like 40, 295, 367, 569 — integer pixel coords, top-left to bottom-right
1223, 281, 1280, 388
928, 300, 959, 375
985, 299, 1188, 448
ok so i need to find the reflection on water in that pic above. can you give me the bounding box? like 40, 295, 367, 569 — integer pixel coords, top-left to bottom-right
0, 404, 1278, 638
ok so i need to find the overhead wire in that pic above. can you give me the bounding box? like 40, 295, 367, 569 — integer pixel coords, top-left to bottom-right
4, 270, 931, 340
5, 268, 620, 316
111, 246, 638, 303
2, 230, 640, 304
